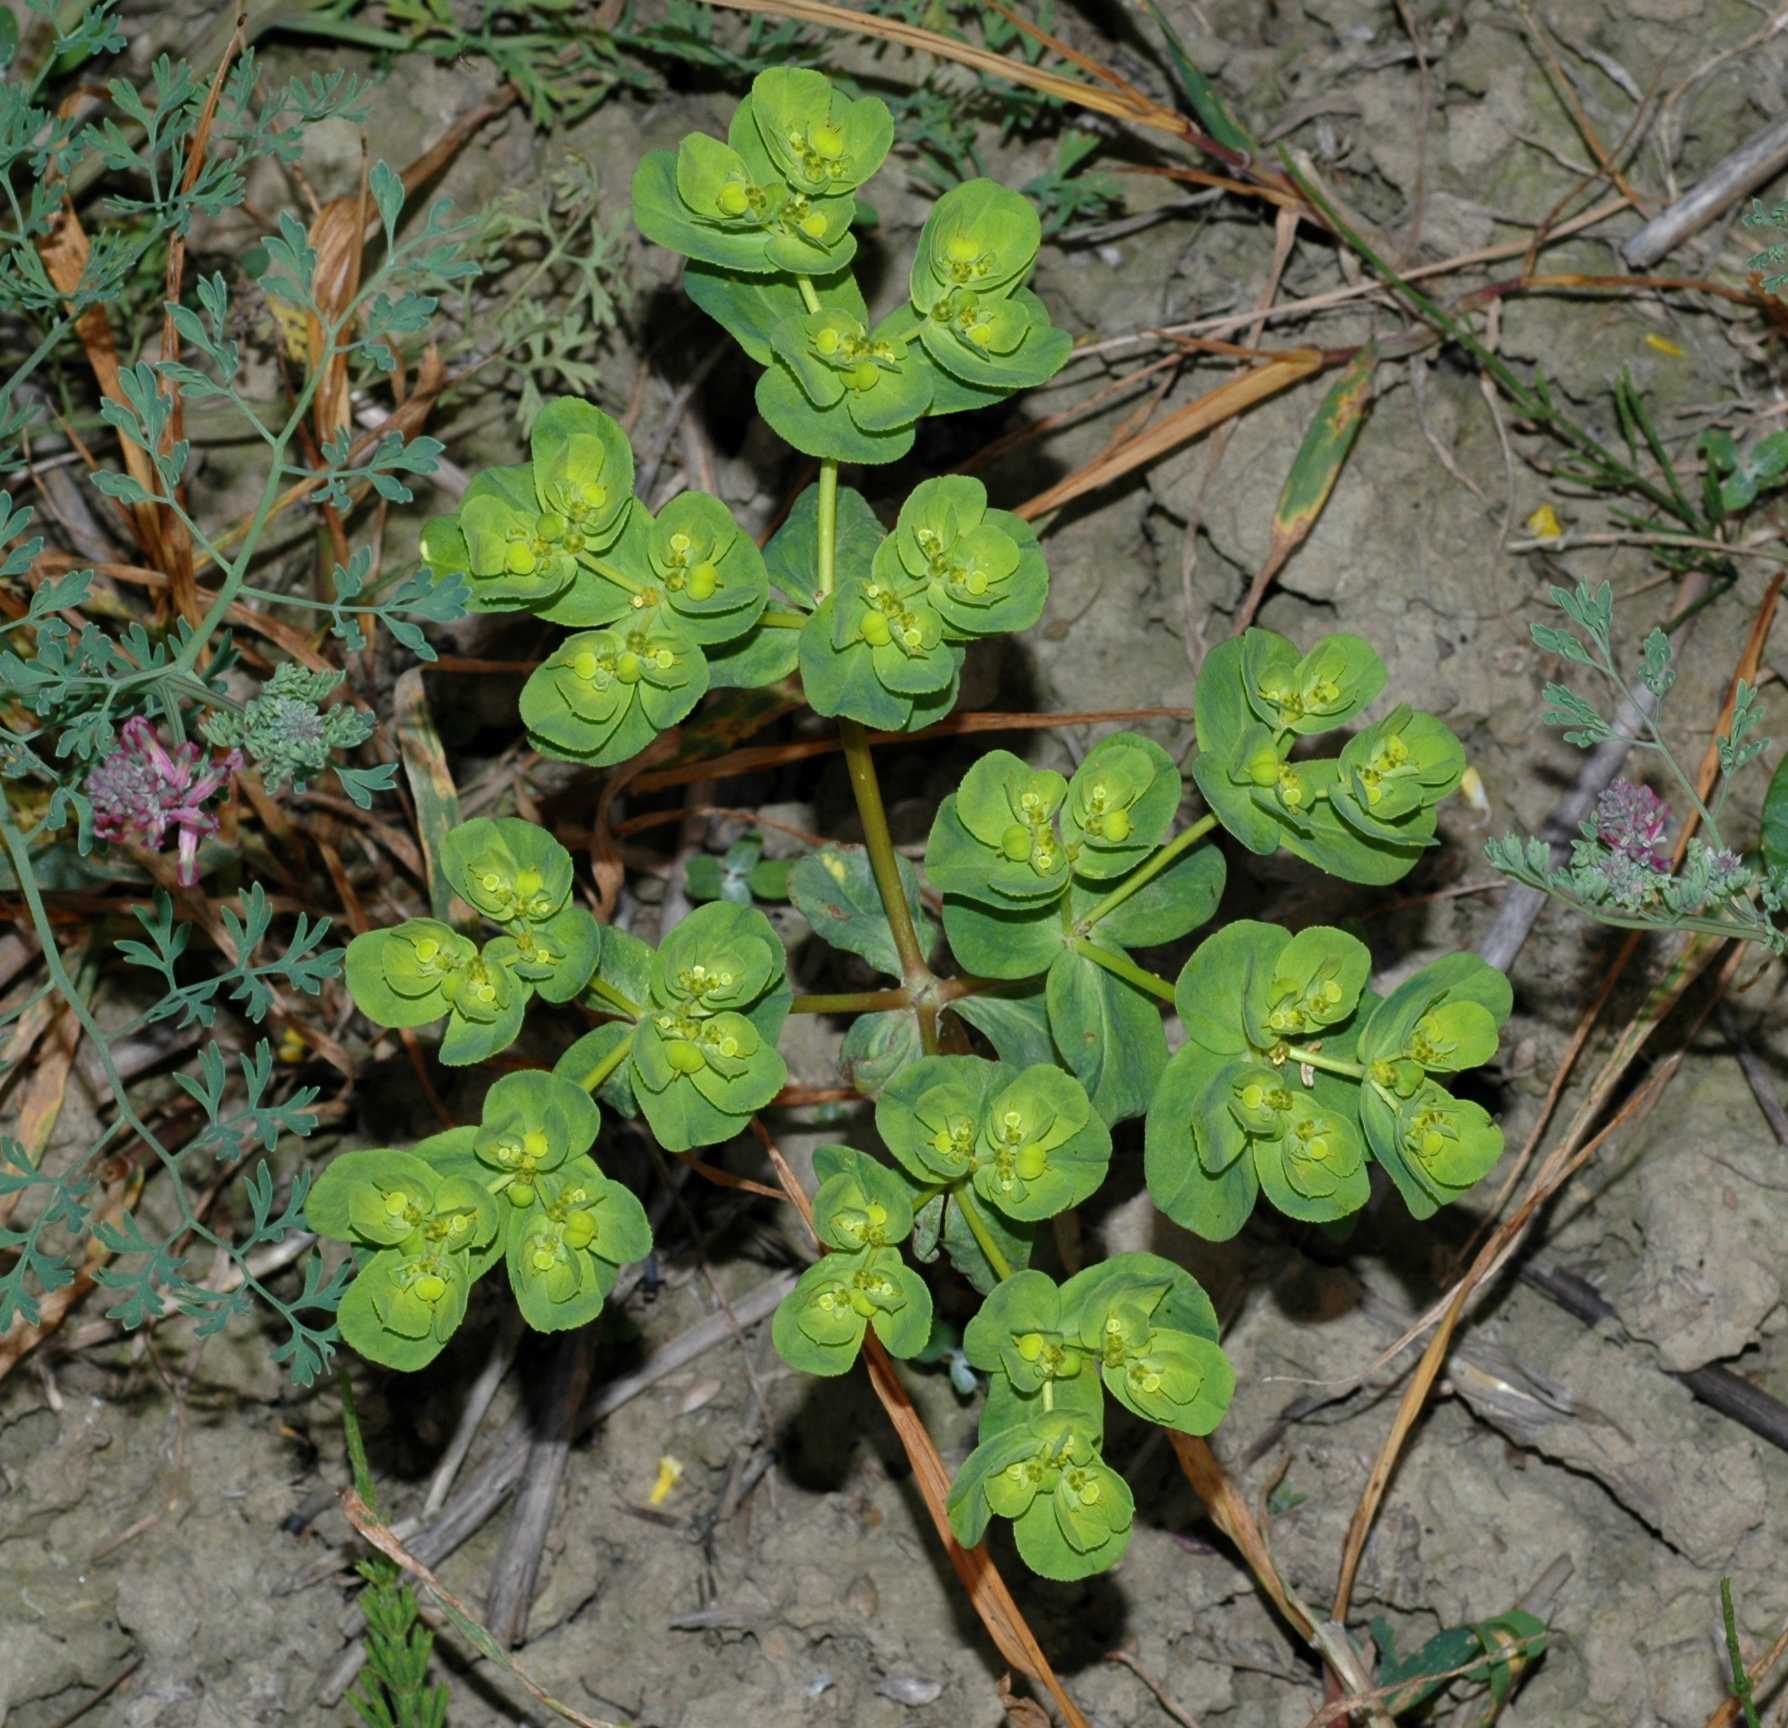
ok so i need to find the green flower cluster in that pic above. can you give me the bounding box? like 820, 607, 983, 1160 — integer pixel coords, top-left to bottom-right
305, 1148, 499, 1370
637, 69, 1069, 471
801, 477, 1049, 730
925, 735, 1225, 1125
1194, 628, 1466, 884
344, 817, 600, 1065
1146, 922, 1510, 1239
557, 900, 792, 1153
947, 1253, 1233, 1580
306, 1070, 651, 1366
634, 68, 890, 279
420, 398, 770, 766
877, 1054, 1111, 1225
772, 1145, 933, 1377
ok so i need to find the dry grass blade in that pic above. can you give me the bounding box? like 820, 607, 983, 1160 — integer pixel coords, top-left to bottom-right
155, 10, 248, 628
394, 667, 465, 923
1169, 1432, 1313, 1640
1330, 931, 1723, 1623
340, 1489, 625, 1728
1234, 341, 1377, 632
31, 552, 339, 672
630, 706, 1194, 795
704, 0, 1185, 138
1015, 352, 1324, 523
36, 201, 167, 572
750, 1121, 1088, 1728
1330, 554, 1787, 1617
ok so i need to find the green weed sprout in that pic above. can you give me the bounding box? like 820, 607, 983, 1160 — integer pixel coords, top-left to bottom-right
310, 65, 1504, 1588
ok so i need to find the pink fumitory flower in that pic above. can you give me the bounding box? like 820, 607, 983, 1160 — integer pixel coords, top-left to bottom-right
86, 716, 242, 887
1594, 778, 1671, 872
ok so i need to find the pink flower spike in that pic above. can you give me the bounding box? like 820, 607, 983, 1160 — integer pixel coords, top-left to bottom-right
86, 720, 240, 887
1594, 779, 1671, 872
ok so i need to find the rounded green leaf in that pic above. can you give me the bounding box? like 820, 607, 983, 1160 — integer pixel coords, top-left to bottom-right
1060, 732, 1181, 880
1145, 1042, 1260, 1241
337, 1244, 471, 1370
345, 920, 476, 1030
520, 620, 708, 767
933, 751, 1071, 907
972, 1063, 1111, 1222
307, 1148, 439, 1247
876, 1052, 1002, 1183
442, 817, 574, 927
749, 68, 892, 196
1253, 1095, 1371, 1224
910, 179, 1041, 312
530, 397, 634, 559
1173, 920, 1288, 1057
1257, 925, 1371, 1043
756, 357, 916, 465
810, 1145, 917, 1251
1243, 628, 1385, 737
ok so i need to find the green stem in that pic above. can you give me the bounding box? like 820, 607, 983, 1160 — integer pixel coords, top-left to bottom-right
585, 975, 643, 1020
839, 719, 930, 988
761, 607, 808, 629
1284, 1044, 1365, 1079
1068, 936, 1175, 1004
792, 988, 911, 1015
816, 459, 838, 601
573, 1029, 635, 1095
1722, 1578, 1763, 1728
795, 274, 823, 315
952, 1184, 1013, 1282
1079, 813, 1217, 932
0, 810, 316, 1348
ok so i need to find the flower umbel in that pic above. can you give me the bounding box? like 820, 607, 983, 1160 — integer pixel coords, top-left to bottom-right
1593, 779, 1670, 871
87, 717, 241, 886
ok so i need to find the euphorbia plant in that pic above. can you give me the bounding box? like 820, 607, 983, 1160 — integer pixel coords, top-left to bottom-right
317, 67, 1506, 1590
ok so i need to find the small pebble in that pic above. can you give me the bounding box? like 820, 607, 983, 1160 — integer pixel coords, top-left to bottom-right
877, 1674, 944, 1706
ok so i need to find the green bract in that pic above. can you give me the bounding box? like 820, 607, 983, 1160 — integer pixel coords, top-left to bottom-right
911, 180, 1041, 306
539, 490, 769, 645
441, 817, 600, 1003
1356, 952, 1512, 1217
306, 1148, 502, 1370
520, 618, 708, 767
797, 483, 1052, 729
1148, 924, 1508, 1238
927, 751, 1070, 906
344, 816, 603, 1063
761, 306, 933, 456
470, 1069, 602, 1209
632, 69, 887, 277
946, 1413, 1133, 1580
810, 1144, 917, 1252
1192, 627, 1466, 884
627, 901, 791, 1151
876, 476, 1048, 641
876, 1055, 1110, 1224
1331, 703, 1467, 842
906, 181, 1071, 392
420, 400, 634, 614
771, 1243, 933, 1376
505, 1154, 653, 1333
750, 68, 892, 198
344, 918, 529, 1066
